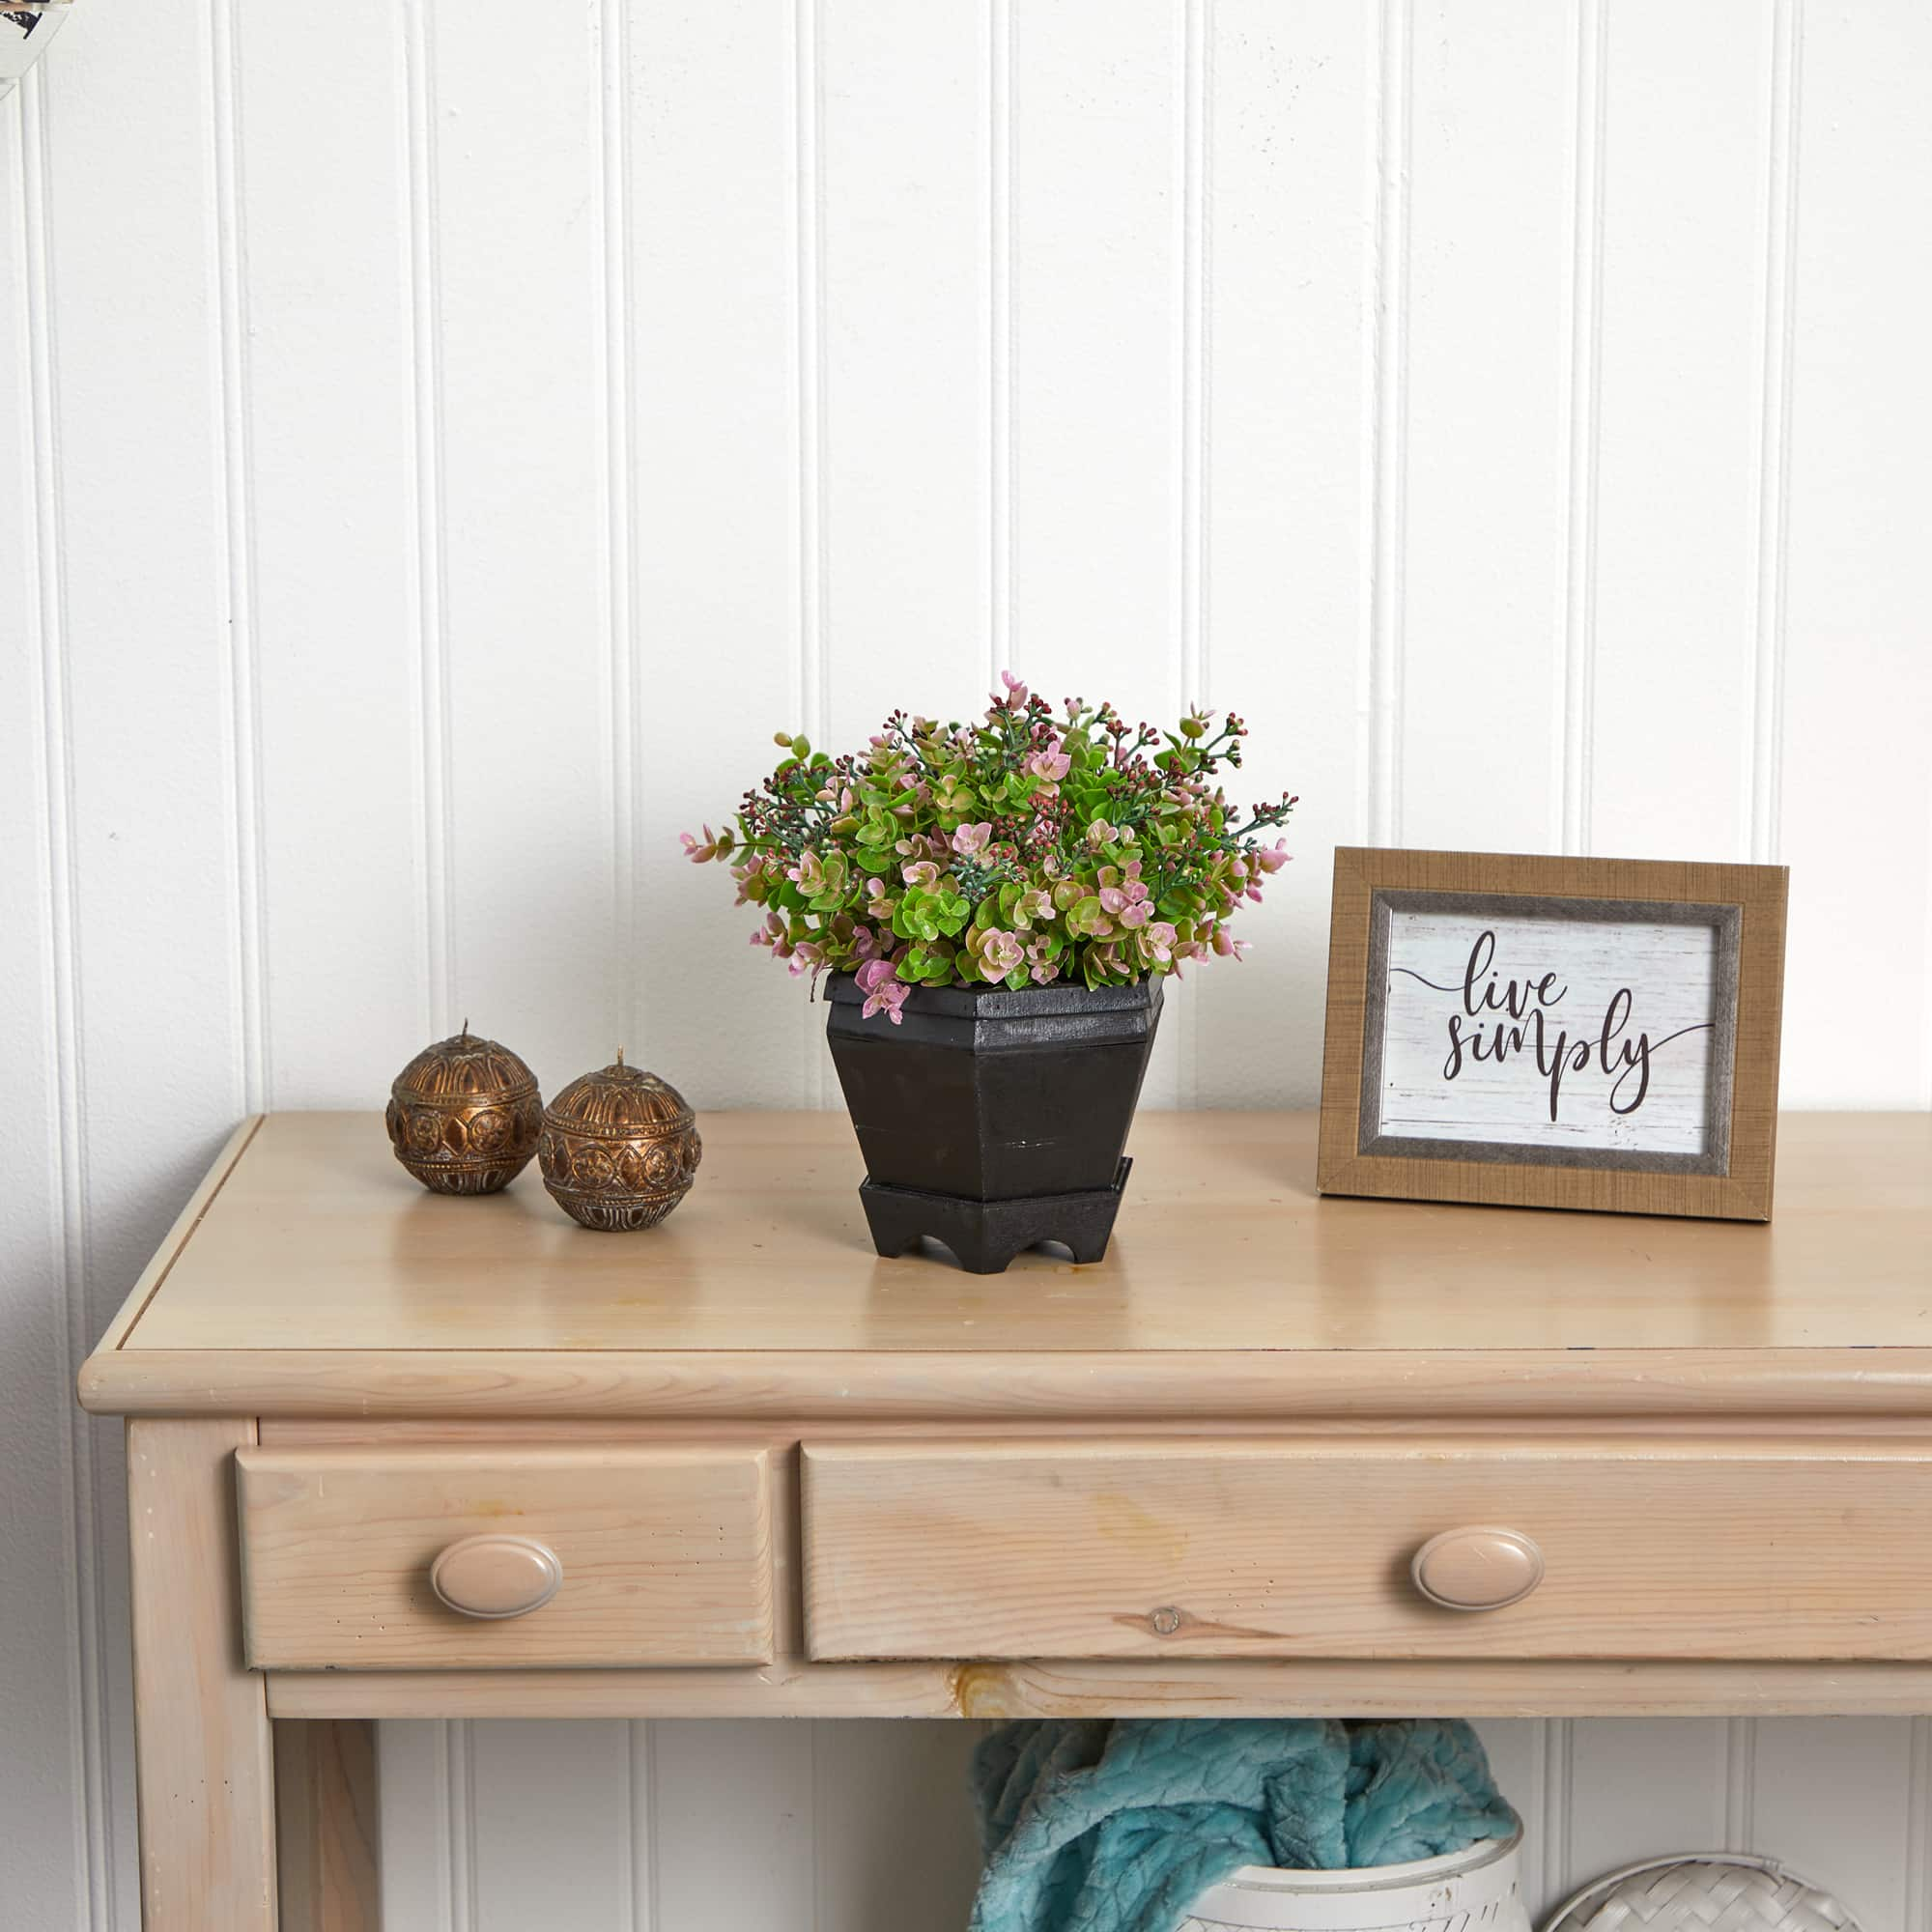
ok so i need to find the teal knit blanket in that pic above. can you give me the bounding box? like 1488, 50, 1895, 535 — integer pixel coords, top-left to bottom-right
968, 1719, 1515, 1932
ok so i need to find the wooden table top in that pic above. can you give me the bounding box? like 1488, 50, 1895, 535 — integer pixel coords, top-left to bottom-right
80, 1109, 1932, 1421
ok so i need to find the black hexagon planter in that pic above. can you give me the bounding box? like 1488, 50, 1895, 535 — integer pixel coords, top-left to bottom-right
824, 972, 1163, 1273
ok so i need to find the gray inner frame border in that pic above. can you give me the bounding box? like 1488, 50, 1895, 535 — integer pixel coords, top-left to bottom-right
1356, 889, 1743, 1176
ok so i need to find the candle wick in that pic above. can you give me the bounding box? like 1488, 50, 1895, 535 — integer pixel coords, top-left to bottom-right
615, 1045, 626, 1068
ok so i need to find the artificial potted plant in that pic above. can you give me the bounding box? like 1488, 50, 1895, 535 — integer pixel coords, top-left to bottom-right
684, 673, 1295, 1271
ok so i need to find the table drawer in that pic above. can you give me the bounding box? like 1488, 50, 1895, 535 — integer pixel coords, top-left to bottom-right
801, 1436, 1932, 1662
237, 1446, 773, 1669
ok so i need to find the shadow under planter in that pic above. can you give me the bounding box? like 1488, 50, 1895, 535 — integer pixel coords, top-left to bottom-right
824, 972, 1163, 1273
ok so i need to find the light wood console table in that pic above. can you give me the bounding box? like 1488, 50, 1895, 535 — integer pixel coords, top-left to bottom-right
79, 1108, 1932, 1929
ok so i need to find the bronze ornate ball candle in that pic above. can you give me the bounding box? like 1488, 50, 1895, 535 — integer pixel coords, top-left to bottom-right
385, 1023, 543, 1195
538, 1054, 702, 1231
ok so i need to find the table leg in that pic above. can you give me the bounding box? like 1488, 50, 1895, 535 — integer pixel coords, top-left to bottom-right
128, 1418, 278, 1929
275, 1720, 381, 1931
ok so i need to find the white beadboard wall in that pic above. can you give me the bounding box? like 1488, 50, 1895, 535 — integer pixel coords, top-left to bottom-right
4, 0, 1930, 1926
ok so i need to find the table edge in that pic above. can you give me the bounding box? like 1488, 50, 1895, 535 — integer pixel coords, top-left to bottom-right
76, 1344, 1932, 1419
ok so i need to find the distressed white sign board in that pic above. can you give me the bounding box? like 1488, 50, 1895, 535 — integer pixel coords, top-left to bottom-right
1375, 907, 1723, 1158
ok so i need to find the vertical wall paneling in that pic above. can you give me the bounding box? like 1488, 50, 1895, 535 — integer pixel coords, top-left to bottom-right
649, 1721, 815, 1931
447, 1720, 475, 1932
1907, 1719, 1931, 1929
810, 1721, 986, 1930
792, 0, 825, 757
1174, 0, 1208, 1104
1178, 0, 1208, 724
1724, 1715, 1757, 1850
1752, 1720, 1914, 1927
1539, 1718, 1574, 1908
1191, 0, 1377, 1105
628, 0, 812, 1106
378, 1723, 454, 1928
627, 1723, 651, 1932
1363, 0, 1410, 850
792, 0, 829, 1103
12, 7, 1932, 1927
1007, 1, 1181, 708
1747, 0, 1801, 867
1776, 0, 1932, 1108
600, 0, 639, 1062
1402, 0, 1573, 854
818, 0, 985, 740
2, 71, 88, 1932
38, 0, 245, 1916
985, 0, 1011, 689
1559, 0, 1606, 857
208, 0, 265, 1114
1565, 1722, 1729, 1897
242, 0, 423, 1106
1587, 0, 1772, 860
430, 0, 617, 1084
469, 1721, 637, 1931
402, 0, 453, 1038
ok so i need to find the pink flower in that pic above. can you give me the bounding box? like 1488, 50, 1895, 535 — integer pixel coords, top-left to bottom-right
1145, 921, 1179, 967
865, 877, 894, 919
951, 822, 993, 859
1026, 736, 1070, 783
901, 858, 941, 889
681, 825, 722, 863
1210, 924, 1250, 962
1254, 840, 1293, 874
1026, 938, 1061, 984
855, 958, 909, 1025
995, 669, 1029, 709
979, 928, 1024, 978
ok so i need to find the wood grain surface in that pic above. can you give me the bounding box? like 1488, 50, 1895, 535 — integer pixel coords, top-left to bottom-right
238, 1445, 773, 1670
802, 1435, 1932, 1662
274, 1720, 379, 1932
75, 1109, 1932, 1426
128, 1419, 277, 1930
263, 1658, 1932, 1723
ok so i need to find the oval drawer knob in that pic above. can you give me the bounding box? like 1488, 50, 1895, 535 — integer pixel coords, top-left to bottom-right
1410, 1526, 1544, 1612
430, 1534, 563, 1620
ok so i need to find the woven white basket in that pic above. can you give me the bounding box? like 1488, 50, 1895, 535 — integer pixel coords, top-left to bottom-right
1543, 1854, 1860, 1931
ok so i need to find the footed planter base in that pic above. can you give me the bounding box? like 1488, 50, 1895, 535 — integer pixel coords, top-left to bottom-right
861, 1158, 1132, 1274
826, 972, 1162, 1273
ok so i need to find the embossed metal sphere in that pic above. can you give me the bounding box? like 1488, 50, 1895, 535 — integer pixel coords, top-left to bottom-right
538, 1057, 701, 1231
385, 1026, 543, 1195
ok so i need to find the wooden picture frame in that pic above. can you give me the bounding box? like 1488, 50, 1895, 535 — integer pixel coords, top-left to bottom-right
1317, 848, 1789, 1221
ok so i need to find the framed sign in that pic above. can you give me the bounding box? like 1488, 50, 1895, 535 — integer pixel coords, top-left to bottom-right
1317, 848, 1788, 1220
